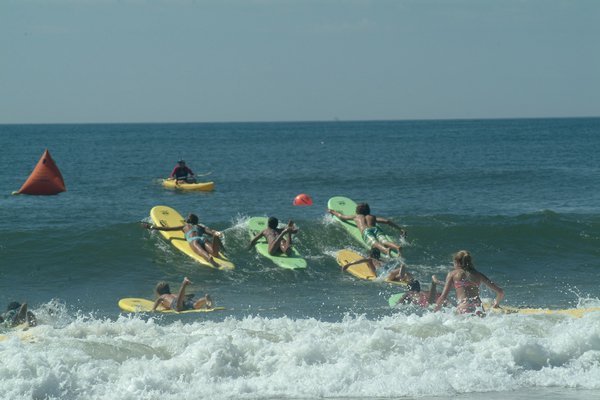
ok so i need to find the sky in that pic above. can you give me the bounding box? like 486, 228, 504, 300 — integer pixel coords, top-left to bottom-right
1, 0, 599, 124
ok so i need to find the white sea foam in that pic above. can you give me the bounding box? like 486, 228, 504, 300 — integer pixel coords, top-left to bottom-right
228, 214, 252, 232
2, 304, 600, 400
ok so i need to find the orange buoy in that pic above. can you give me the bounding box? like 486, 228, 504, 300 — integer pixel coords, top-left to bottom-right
14, 149, 66, 195
293, 193, 313, 206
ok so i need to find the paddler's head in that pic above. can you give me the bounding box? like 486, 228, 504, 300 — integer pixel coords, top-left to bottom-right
356, 202, 370, 216
155, 282, 171, 295
407, 279, 421, 293
267, 217, 279, 229
178, 159, 186, 166
186, 214, 199, 224
453, 250, 474, 271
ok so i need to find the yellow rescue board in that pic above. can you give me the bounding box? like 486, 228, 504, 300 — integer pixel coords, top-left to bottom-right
118, 298, 225, 313
149, 205, 234, 270
486, 303, 600, 318
336, 249, 408, 287
0, 323, 34, 342
162, 179, 215, 191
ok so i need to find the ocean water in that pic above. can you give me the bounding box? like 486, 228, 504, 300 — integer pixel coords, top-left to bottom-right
1, 118, 599, 399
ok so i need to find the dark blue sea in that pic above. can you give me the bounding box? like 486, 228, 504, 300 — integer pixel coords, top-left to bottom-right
1, 118, 599, 399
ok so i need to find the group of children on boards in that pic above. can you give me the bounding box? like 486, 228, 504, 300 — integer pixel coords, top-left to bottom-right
0, 160, 505, 332
143, 161, 304, 311
328, 203, 504, 314
144, 213, 297, 311
144, 161, 505, 316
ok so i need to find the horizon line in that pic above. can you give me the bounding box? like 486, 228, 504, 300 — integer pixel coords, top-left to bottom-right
1, 115, 599, 126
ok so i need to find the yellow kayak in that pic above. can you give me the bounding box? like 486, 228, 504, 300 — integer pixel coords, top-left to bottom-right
162, 179, 214, 191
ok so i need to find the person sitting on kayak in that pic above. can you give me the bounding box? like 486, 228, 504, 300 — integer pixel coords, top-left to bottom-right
328, 202, 406, 256
248, 217, 298, 256
144, 214, 224, 268
152, 277, 213, 312
169, 160, 196, 183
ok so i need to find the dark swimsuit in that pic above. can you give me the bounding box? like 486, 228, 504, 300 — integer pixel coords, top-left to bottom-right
169, 298, 194, 311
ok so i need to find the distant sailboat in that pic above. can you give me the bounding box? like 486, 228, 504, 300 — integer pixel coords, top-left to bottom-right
13, 149, 66, 195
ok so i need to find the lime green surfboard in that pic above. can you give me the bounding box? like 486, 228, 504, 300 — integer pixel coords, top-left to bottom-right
118, 298, 225, 313
247, 217, 307, 269
388, 292, 407, 307
327, 196, 398, 254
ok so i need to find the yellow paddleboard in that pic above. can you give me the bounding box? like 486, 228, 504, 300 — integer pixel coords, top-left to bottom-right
118, 298, 225, 313
162, 179, 215, 191
0, 323, 34, 342
336, 249, 408, 287
149, 205, 234, 270
485, 303, 600, 318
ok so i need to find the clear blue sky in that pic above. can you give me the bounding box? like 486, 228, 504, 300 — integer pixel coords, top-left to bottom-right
1, 0, 599, 124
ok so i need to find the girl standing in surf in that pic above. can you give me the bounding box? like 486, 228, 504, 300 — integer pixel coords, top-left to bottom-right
435, 250, 504, 316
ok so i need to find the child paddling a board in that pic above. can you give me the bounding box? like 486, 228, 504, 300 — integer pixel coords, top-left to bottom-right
153, 277, 213, 312
328, 202, 405, 256
248, 217, 298, 256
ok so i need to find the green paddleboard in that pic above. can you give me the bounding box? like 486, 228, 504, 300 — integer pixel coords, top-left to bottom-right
327, 196, 398, 253
247, 217, 307, 269
388, 292, 407, 307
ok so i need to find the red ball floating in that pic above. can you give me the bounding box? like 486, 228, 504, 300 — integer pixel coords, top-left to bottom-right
293, 193, 313, 206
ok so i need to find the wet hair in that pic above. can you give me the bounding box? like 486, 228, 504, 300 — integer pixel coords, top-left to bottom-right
7, 302, 21, 311
369, 247, 381, 260
454, 250, 474, 272
178, 160, 185, 164
155, 282, 171, 295
356, 203, 371, 216
186, 214, 199, 224
408, 280, 421, 292
267, 217, 279, 229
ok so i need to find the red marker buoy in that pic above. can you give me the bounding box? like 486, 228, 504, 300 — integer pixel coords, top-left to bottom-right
14, 149, 66, 195
293, 193, 313, 206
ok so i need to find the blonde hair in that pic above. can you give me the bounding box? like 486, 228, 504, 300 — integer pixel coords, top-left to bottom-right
454, 250, 474, 272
